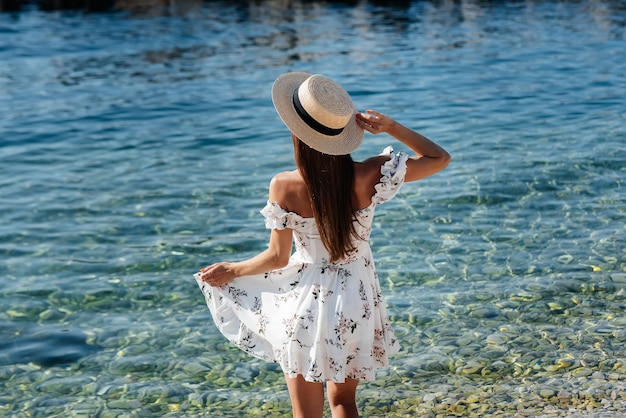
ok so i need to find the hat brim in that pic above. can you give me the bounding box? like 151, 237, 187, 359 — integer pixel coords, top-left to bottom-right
272, 72, 363, 156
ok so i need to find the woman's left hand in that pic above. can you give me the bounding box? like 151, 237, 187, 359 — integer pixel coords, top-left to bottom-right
198, 262, 236, 286
355, 109, 396, 134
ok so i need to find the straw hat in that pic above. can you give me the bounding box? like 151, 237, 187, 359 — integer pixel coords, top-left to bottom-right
272, 72, 363, 155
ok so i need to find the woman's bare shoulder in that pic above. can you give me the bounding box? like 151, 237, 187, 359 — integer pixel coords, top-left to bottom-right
269, 170, 310, 215
353, 156, 390, 208
271, 169, 300, 184
269, 170, 300, 195
355, 155, 390, 179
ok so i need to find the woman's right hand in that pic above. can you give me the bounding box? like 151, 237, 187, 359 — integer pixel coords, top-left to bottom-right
199, 262, 236, 287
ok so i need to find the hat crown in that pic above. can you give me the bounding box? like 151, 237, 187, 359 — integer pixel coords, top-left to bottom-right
271, 71, 363, 155
297, 75, 354, 130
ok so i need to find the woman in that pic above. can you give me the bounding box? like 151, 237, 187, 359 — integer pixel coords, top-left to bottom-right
195, 72, 450, 418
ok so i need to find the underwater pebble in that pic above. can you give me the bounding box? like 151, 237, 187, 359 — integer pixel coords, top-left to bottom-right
188, 393, 205, 407
469, 307, 499, 319
610, 273, 626, 283
572, 368, 594, 377
457, 360, 483, 375
539, 389, 556, 398
422, 393, 436, 402
486, 333, 507, 346
510, 292, 540, 302
107, 400, 132, 409
558, 254, 574, 264
557, 390, 571, 400
97, 385, 112, 396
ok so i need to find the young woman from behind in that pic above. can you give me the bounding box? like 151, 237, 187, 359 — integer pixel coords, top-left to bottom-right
196, 72, 450, 418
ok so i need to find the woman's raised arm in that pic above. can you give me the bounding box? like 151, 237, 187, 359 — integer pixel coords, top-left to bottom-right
356, 110, 450, 182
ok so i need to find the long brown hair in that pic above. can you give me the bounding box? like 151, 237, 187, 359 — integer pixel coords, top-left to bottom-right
293, 135, 358, 263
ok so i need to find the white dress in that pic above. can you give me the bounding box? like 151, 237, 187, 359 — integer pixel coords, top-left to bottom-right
195, 147, 408, 383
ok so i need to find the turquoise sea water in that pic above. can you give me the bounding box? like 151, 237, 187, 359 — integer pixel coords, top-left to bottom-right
1, 0, 625, 416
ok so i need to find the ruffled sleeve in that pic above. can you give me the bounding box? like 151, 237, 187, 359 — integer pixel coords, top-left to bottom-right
261, 201, 295, 230
372, 146, 409, 205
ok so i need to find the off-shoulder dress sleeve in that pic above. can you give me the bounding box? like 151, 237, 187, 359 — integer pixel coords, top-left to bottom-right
261, 201, 295, 230
372, 146, 409, 205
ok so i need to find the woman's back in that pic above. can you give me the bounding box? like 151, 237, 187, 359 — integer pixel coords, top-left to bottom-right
272, 155, 391, 220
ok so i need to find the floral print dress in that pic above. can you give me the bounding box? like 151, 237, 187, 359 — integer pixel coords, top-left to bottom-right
195, 147, 408, 383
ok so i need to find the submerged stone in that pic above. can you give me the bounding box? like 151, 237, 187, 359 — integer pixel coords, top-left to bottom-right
0, 325, 100, 368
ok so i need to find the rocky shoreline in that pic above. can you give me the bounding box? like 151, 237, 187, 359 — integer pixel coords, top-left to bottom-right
363, 374, 626, 417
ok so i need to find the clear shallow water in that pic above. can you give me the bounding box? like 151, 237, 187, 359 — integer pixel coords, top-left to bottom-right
1, 0, 625, 416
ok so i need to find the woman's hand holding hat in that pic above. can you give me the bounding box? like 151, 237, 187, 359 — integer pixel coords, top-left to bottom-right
356, 110, 396, 135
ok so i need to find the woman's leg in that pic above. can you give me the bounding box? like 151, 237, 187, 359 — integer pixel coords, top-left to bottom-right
326, 378, 359, 418
285, 374, 325, 418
